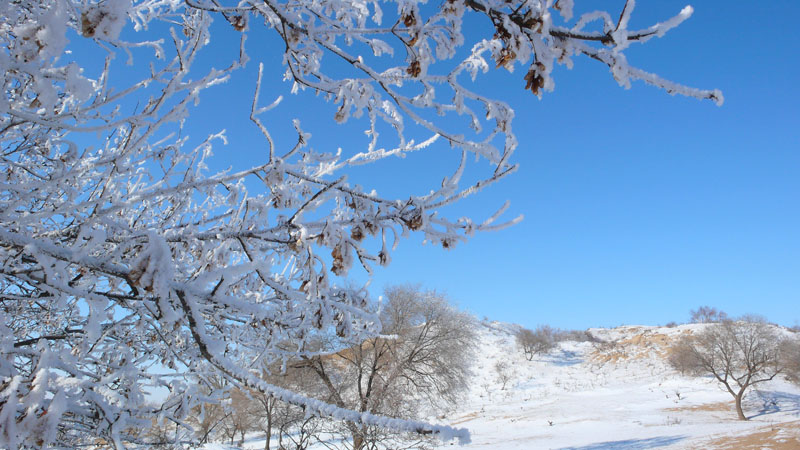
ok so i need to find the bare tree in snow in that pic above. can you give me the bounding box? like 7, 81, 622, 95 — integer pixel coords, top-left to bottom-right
516, 325, 556, 360
493, 361, 514, 391
0, 0, 721, 446
689, 306, 729, 324
295, 285, 476, 450
186, 375, 230, 444
221, 388, 263, 446
669, 317, 787, 420
248, 361, 325, 450
782, 335, 800, 385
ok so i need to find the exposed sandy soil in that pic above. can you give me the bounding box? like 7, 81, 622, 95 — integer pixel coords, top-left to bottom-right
450, 411, 481, 425
701, 420, 800, 449
590, 328, 690, 365
664, 401, 731, 414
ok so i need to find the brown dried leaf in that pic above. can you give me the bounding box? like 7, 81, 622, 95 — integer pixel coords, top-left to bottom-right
495, 48, 516, 69
350, 225, 364, 242
331, 245, 345, 275
363, 220, 378, 236
403, 11, 416, 27
403, 209, 424, 230
81, 12, 97, 37
406, 60, 421, 77
231, 15, 246, 31
524, 63, 546, 95
334, 104, 347, 123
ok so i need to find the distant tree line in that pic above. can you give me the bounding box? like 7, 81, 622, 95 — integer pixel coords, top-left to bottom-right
515, 325, 601, 361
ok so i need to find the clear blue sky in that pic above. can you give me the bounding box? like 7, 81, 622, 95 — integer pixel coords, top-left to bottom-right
96, 1, 800, 329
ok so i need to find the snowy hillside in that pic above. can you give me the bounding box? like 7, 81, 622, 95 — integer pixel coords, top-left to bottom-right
431, 321, 800, 449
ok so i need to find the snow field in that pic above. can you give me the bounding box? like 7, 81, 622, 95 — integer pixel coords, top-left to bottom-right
430, 322, 800, 449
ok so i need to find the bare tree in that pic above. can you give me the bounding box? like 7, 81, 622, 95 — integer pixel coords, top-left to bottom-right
781, 336, 800, 385
251, 390, 280, 450
191, 367, 321, 448
249, 387, 291, 450
222, 389, 262, 446
516, 325, 556, 360
494, 361, 513, 390
669, 318, 787, 420
297, 286, 477, 450
689, 306, 729, 323
248, 363, 325, 450
186, 376, 230, 444
1, 0, 721, 446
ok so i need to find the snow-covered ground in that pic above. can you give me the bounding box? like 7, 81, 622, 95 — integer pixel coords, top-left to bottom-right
223, 321, 800, 449
430, 321, 800, 450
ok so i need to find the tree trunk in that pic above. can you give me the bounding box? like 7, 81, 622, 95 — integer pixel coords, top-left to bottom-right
735, 391, 748, 420
353, 433, 365, 450
264, 411, 272, 450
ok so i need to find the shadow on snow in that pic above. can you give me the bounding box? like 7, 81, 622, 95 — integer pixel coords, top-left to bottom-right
557, 435, 686, 450
541, 349, 584, 367
750, 390, 800, 418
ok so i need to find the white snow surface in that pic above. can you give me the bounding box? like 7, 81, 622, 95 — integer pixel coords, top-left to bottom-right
217, 321, 800, 449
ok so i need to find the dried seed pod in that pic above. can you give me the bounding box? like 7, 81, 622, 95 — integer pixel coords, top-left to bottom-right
407, 60, 421, 77
403, 11, 416, 27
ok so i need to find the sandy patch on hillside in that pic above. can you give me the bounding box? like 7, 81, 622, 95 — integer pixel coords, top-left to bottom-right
590, 329, 692, 365
664, 401, 731, 414
701, 420, 800, 449
449, 411, 481, 425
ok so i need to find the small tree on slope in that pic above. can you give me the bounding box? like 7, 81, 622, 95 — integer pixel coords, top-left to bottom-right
669, 318, 787, 420
516, 325, 556, 361
1, 0, 720, 447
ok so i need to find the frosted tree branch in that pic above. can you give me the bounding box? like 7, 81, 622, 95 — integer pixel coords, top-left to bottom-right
0, 0, 720, 447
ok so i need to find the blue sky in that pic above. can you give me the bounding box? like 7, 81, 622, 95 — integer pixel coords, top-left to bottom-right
358, 0, 799, 329
87, 1, 799, 329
